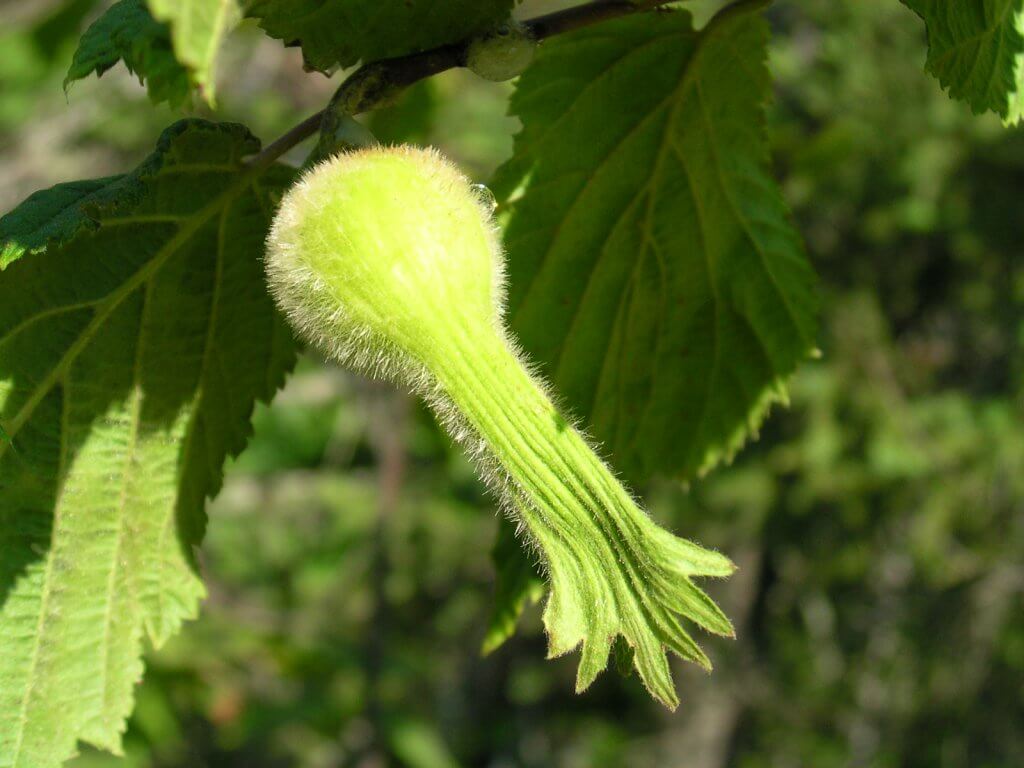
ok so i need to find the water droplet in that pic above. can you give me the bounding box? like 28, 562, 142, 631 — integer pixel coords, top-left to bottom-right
470, 183, 498, 213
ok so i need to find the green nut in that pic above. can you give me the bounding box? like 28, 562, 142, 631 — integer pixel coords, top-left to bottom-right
267, 146, 500, 373
466, 21, 537, 82
265, 146, 734, 709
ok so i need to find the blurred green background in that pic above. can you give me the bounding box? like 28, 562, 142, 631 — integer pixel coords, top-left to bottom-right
2, 1, 1022, 766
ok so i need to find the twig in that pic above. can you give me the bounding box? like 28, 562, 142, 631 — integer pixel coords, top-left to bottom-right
525, 0, 673, 38
251, 0, 677, 167
250, 110, 325, 169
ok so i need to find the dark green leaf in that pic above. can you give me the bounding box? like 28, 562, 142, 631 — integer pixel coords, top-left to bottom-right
64, 0, 191, 108
902, 0, 1024, 124
0, 176, 130, 270
367, 80, 438, 146
494, 6, 818, 481
481, 515, 543, 655
247, 0, 516, 73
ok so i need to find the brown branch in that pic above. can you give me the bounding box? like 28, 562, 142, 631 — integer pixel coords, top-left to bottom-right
525, 0, 673, 38
251, 0, 677, 167
250, 110, 325, 170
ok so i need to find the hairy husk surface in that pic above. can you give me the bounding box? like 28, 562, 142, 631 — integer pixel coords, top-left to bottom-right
265, 146, 734, 708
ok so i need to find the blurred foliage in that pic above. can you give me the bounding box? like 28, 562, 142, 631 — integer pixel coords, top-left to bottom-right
0, 0, 1021, 765
64, 0, 191, 109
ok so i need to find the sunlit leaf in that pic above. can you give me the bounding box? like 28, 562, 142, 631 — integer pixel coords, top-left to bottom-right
0, 120, 296, 767
494, 5, 818, 482
902, 0, 1024, 124
148, 0, 241, 102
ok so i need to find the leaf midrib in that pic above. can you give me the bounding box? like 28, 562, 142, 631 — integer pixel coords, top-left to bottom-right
153, 201, 230, 638
9, 372, 72, 767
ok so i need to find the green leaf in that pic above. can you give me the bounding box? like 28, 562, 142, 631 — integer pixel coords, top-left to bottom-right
247, 0, 516, 73
367, 80, 438, 146
0, 178, 127, 270
147, 0, 242, 103
0, 120, 296, 767
493, 4, 818, 482
902, 0, 1024, 124
481, 515, 543, 655
64, 0, 191, 108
